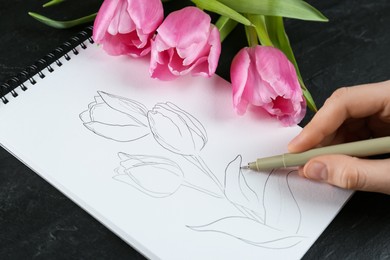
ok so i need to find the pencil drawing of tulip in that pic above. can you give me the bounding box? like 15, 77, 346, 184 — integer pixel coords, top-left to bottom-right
79, 91, 305, 249
188, 216, 305, 249
113, 153, 184, 197
188, 155, 304, 248
224, 155, 265, 222
263, 169, 302, 234
147, 102, 223, 191
223, 155, 301, 232
114, 153, 222, 198
79, 91, 150, 142
147, 102, 207, 155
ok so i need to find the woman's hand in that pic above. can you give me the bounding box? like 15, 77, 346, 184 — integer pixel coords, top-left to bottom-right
288, 80, 390, 194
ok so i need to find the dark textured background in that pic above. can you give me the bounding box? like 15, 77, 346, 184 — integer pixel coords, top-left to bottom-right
1, 0, 390, 259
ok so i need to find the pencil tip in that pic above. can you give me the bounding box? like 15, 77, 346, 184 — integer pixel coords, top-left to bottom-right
240, 165, 249, 170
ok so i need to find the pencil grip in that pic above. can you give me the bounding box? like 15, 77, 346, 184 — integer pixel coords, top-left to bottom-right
285, 136, 390, 167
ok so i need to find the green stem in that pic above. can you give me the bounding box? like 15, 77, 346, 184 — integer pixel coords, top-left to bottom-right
246, 14, 273, 47
28, 12, 97, 29
245, 25, 258, 47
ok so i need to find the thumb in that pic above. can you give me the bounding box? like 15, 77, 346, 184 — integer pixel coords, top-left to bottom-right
300, 155, 390, 194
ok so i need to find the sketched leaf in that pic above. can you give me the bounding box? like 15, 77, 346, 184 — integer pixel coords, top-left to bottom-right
224, 155, 264, 220
188, 216, 304, 249
263, 170, 301, 233
98, 91, 149, 127
84, 122, 149, 142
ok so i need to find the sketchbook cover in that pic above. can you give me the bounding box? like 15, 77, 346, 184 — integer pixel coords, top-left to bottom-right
0, 38, 352, 259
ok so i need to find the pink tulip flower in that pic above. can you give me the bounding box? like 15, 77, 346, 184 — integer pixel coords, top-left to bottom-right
231, 46, 306, 126
150, 6, 221, 80
93, 0, 163, 57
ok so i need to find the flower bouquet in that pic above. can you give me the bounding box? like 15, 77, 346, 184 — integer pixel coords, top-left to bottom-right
29, 0, 328, 126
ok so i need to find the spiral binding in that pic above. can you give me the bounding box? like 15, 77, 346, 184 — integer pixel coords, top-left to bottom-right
0, 26, 94, 105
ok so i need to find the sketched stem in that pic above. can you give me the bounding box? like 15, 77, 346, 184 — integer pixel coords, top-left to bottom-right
187, 154, 224, 192
182, 180, 224, 199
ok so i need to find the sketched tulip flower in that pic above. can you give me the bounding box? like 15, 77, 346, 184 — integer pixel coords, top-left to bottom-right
231, 46, 306, 126
147, 102, 207, 156
114, 153, 222, 198
80, 91, 150, 142
147, 102, 223, 192
113, 153, 184, 198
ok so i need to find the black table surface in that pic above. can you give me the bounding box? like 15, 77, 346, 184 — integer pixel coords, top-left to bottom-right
1, 0, 390, 259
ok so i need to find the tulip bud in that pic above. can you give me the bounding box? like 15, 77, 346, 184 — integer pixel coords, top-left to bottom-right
93, 0, 164, 57
149, 6, 221, 80
147, 102, 207, 156
231, 46, 306, 126
113, 153, 184, 198
79, 91, 150, 141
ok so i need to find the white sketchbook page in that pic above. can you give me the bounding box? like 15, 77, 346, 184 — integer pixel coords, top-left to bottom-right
0, 40, 352, 260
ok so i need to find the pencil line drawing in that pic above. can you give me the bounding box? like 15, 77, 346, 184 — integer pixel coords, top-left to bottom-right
79, 91, 306, 249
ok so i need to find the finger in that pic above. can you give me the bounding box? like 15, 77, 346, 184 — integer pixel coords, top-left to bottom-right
288, 80, 390, 152
301, 155, 390, 194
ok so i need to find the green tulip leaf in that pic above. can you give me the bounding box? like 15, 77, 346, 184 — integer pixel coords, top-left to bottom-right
28, 12, 97, 29
218, 0, 328, 22
43, 0, 65, 7
192, 0, 253, 26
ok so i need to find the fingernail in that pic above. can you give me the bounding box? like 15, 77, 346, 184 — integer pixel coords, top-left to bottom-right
287, 135, 300, 151
297, 166, 304, 177
305, 161, 328, 181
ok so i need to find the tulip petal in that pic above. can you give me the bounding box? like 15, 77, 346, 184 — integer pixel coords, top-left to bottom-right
98, 91, 148, 127
79, 108, 92, 124
108, 0, 132, 35
147, 102, 208, 155
87, 102, 143, 126
127, 0, 164, 34
114, 153, 184, 198
93, 0, 118, 42
231, 48, 251, 114
113, 173, 175, 198
157, 7, 210, 49
163, 102, 208, 147
93, 0, 163, 57
206, 25, 222, 75
84, 121, 149, 142
188, 216, 305, 249
263, 170, 301, 233
118, 153, 184, 172
231, 46, 305, 125
147, 105, 197, 155
149, 7, 221, 80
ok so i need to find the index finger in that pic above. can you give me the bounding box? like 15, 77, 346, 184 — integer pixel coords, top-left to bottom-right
288, 80, 390, 152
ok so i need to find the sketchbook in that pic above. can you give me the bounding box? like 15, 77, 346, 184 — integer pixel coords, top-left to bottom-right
0, 27, 352, 259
